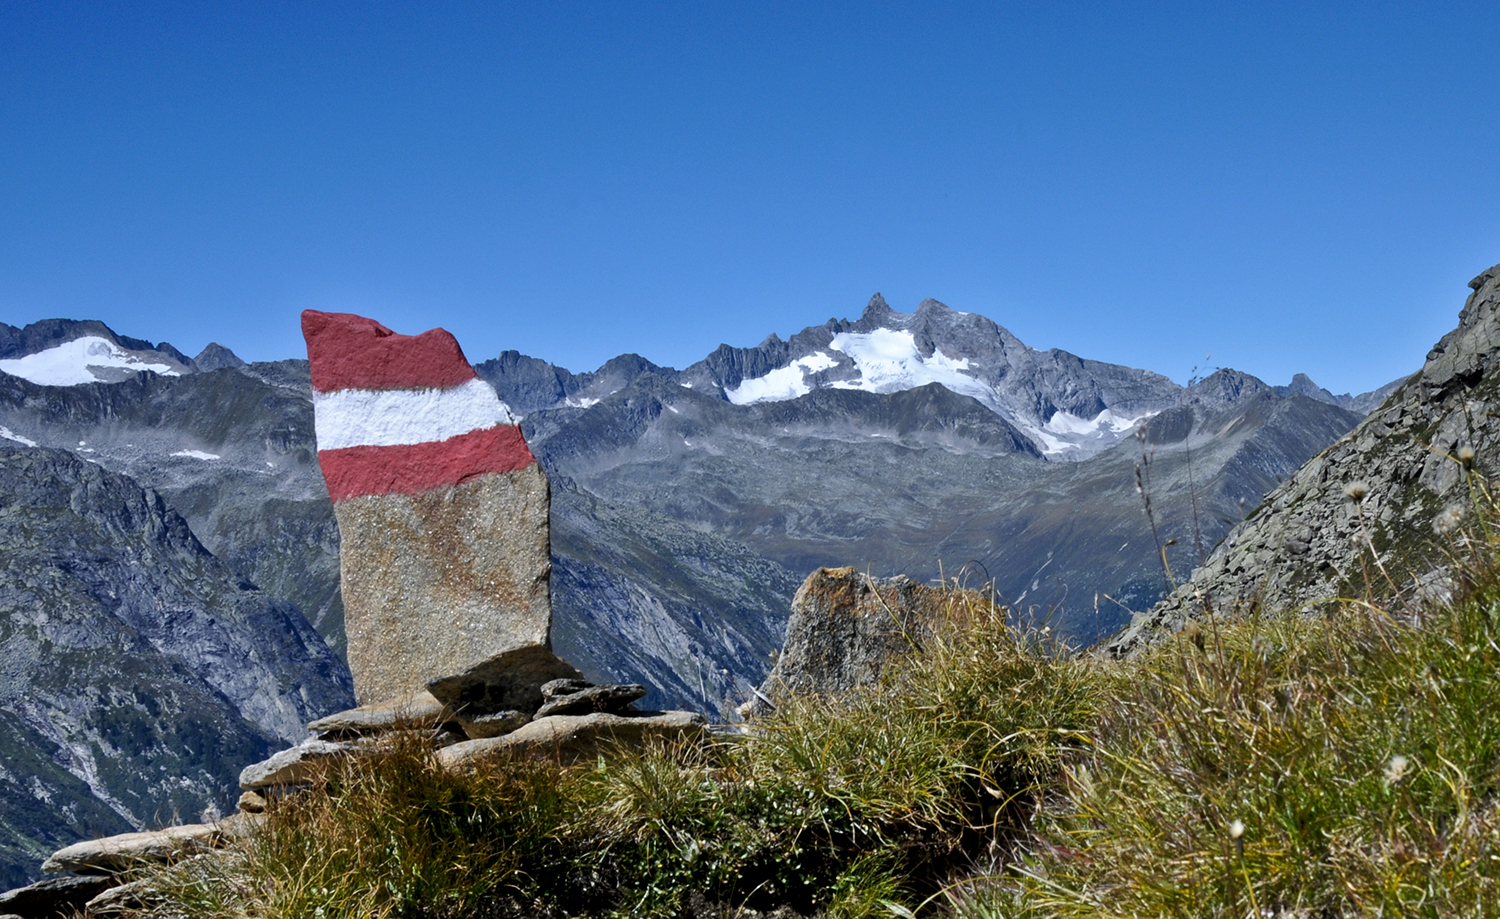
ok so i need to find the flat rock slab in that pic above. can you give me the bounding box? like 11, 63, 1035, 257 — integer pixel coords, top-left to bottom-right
535, 683, 647, 718
426, 644, 582, 716
437, 710, 707, 768
0, 875, 116, 915
457, 710, 531, 740
239, 739, 356, 790
303, 310, 553, 704
307, 689, 452, 735
41, 824, 220, 875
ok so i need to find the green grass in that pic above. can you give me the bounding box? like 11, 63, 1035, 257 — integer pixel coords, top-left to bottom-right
963, 515, 1500, 916
144, 588, 1099, 918
140, 471, 1500, 918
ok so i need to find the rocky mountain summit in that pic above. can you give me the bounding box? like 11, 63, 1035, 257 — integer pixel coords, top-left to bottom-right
1112, 262, 1500, 654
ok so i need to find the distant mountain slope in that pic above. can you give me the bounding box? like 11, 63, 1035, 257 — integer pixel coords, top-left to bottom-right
0, 444, 353, 887
0, 360, 344, 648
1112, 263, 1500, 655
520, 362, 1363, 643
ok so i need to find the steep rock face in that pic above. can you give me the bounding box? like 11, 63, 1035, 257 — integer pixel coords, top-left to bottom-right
548, 482, 797, 716
0, 361, 345, 648
1110, 263, 1500, 655
0, 445, 354, 886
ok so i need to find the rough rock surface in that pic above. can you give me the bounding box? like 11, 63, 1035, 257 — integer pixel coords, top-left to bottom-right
425, 644, 583, 717
238, 740, 355, 790
307, 690, 451, 736
456, 711, 532, 740
754, 567, 955, 706
0, 443, 352, 889
303, 310, 553, 703
40, 824, 219, 875
534, 683, 647, 718
1111, 263, 1500, 655
84, 876, 158, 915
334, 470, 553, 702
437, 710, 707, 767
0, 875, 115, 916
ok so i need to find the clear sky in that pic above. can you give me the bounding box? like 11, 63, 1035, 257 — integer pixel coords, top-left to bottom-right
2, 2, 1497, 395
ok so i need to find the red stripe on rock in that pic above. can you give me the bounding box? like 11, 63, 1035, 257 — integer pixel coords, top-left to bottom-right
317, 425, 537, 501
302, 310, 478, 394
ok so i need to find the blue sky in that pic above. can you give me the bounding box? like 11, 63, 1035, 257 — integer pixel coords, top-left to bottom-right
1, 2, 1497, 395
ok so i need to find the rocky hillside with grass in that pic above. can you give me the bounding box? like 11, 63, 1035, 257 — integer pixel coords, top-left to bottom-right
1113, 261, 1500, 654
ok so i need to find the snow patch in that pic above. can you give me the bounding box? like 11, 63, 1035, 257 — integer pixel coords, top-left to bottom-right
0, 336, 182, 386
565, 396, 601, 409
171, 450, 221, 461
826, 329, 995, 404
1025, 408, 1158, 456
0, 426, 36, 447
725, 352, 839, 405
665, 404, 680, 414
1043, 407, 1151, 437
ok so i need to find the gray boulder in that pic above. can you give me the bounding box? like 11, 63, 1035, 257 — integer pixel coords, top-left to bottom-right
534, 683, 647, 718
751, 566, 957, 711
239, 740, 355, 791
455, 710, 532, 740
0, 875, 116, 916
307, 690, 452, 736
40, 824, 220, 875
437, 711, 707, 768
426, 644, 583, 717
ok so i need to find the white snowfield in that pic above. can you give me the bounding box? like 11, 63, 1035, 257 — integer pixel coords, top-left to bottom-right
721, 327, 1155, 456
0, 426, 37, 447
1022, 407, 1159, 456
170, 450, 221, 461
728, 330, 990, 408
0, 336, 182, 386
725, 352, 838, 404
312, 377, 517, 450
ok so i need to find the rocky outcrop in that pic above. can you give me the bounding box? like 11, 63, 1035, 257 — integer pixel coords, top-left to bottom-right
751, 567, 960, 710
303, 310, 553, 704
1111, 263, 1500, 655
40, 825, 220, 876
238, 740, 359, 791
0, 875, 114, 917
437, 710, 707, 768
305, 690, 451, 737
424, 644, 584, 717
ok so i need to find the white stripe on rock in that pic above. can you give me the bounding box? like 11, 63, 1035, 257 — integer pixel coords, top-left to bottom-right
313, 378, 517, 450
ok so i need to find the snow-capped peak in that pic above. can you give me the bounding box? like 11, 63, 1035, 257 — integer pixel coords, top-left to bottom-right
0, 336, 183, 386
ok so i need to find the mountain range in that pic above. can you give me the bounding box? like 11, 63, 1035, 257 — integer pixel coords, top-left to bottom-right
0, 296, 1402, 886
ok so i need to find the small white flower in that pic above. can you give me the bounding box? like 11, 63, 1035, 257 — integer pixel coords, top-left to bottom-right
1385, 754, 1411, 785
1228, 819, 1245, 839
1434, 505, 1465, 535
1457, 446, 1476, 469
1344, 482, 1370, 502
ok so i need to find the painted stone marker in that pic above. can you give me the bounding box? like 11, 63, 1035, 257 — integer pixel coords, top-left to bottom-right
303, 310, 555, 704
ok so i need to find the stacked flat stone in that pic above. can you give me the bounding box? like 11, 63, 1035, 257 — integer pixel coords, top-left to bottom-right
302, 310, 559, 704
